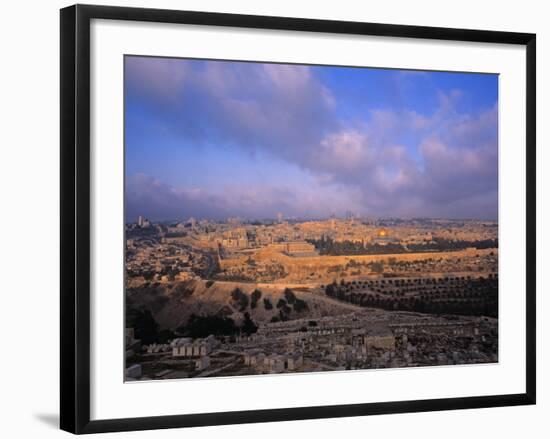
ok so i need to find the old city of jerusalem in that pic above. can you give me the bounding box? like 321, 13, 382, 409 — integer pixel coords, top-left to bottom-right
125, 216, 498, 380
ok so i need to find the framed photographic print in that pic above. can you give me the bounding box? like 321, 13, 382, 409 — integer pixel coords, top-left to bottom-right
60, 4, 536, 434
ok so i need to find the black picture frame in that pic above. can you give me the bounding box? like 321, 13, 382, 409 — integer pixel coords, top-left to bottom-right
60, 4, 536, 434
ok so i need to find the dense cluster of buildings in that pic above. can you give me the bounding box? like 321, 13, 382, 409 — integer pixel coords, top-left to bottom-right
125, 216, 498, 285
124, 216, 499, 381
128, 216, 497, 252
126, 308, 497, 380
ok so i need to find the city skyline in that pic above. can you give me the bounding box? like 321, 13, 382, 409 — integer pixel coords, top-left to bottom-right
128, 214, 499, 225
125, 56, 498, 222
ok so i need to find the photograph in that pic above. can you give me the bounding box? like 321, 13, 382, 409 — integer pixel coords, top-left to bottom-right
0, 0, 543, 436
124, 56, 499, 381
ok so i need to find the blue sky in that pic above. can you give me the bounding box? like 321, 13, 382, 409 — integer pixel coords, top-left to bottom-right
125, 56, 498, 222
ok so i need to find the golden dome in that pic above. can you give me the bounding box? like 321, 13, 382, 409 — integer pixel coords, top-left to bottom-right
378, 229, 387, 237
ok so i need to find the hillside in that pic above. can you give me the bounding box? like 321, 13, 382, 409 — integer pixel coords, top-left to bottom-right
126, 278, 360, 330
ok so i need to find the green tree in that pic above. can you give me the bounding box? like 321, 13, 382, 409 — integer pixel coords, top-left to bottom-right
241, 312, 258, 335
231, 288, 249, 311
284, 288, 296, 304
293, 298, 308, 313
180, 314, 238, 338
263, 297, 273, 310
250, 289, 262, 309
126, 308, 159, 344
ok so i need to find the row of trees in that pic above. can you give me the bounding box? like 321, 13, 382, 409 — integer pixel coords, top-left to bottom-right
270, 289, 310, 323
308, 237, 405, 256
308, 236, 498, 256
230, 287, 308, 314
179, 313, 259, 337
325, 279, 498, 318
325, 275, 495, 290
126, 306, 260, 346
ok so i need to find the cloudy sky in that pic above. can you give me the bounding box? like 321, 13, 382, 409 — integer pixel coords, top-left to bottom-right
125, 56, 498, 222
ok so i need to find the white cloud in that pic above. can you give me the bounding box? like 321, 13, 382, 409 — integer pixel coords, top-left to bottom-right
126, 58, 498, 219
